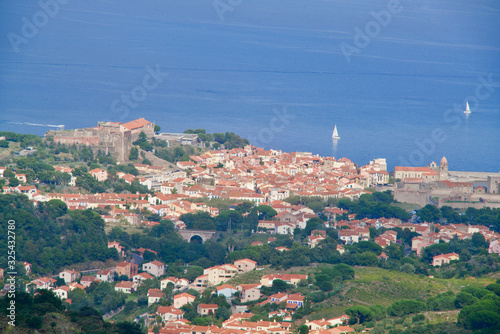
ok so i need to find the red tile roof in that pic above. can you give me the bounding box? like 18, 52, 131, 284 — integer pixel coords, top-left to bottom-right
121, 118, 151, 130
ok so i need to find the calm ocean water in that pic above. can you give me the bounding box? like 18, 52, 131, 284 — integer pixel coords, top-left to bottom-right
1, 0, 499, 172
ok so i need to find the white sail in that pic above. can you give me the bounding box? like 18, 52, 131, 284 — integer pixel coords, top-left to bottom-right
464, 101, 471, 114
332, 125, 340, 139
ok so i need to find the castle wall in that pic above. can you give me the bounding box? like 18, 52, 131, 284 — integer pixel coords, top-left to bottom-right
46, 121, 145, 162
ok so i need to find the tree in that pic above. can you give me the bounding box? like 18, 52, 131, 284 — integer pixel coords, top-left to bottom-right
257, 205, 277, 220
298, 324, 309, 334
346, 305, 374, 324
400, 263, 416, 274
129, 147, 139, 160
471, 232, 488, 248
417, 204, 440, 222
387, 299, 425, 316
272, 279, 290, 293
8, 177, 20, 187
43, 199, 67, 217
154, 125, 161, 133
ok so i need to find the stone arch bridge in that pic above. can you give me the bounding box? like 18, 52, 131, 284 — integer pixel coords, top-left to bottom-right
177, 229, 220, 243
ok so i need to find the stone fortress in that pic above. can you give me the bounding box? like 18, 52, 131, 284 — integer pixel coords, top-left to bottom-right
394, 157, 500, 209
44, 118, 155, 162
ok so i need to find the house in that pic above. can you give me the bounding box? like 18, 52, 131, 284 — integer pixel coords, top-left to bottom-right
115, 261, 138, 278
59, 270, 80, 284
489, 239, 500, 255
268, 292, 288, 304
80, 276, 100, 288
161, 277, 189, 290
192, 274, 209, 290
305, 319, 331, 331
229, 312, 256, 322
216, 284, 238, 299
326, 314, 350, 327
29, 277, 56, 290
308, 235, 326, 248
173, 292, 196, 309
114, 281, 137, 294
157, 306, 184, 322
275, 222, 295, 235
96, 269, 114, 282
53, 286, 71, 300
22, 262, 32, 275
69, 282, 86, 291
89, 168, 108, 182
338, 230, 359, 244
147, 288, 165, 305
336, 245, 345, 254
142, 260, 165, 277
133, 272, 155, 283
286, 293, 305, 307
234, 258, 257, 273
204, 264, 238, 286
260, 274, 308, 287
432, 252, 460, 266
411, 236, 434, 257
327, 325, 356, 334
197, 303, 219, 315
108, 241, 125, 257
238, 284, 261, 303
378, 252, 389, 260
258, 220, 276, 231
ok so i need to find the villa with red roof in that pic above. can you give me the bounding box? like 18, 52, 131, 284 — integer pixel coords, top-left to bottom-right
173, 292, 196, 308
234, 258, 257, 273
197, 303, 219, 315
142, 260, 165, 277
157, 306, 184, 322
432, 252, 459, 266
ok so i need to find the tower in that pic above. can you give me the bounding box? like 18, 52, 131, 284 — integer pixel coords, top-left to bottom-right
439, 156, 448, 180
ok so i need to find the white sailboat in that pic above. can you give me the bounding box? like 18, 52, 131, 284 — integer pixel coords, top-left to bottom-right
464, 101, 471, 114
332, 124, 340, 139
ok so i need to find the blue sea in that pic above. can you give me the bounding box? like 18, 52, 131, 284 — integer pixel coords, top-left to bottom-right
1, 0, 499, 172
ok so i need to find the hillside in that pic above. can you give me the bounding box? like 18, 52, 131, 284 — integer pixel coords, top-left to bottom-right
226, 263, 497, 333
0, 291, 141, 334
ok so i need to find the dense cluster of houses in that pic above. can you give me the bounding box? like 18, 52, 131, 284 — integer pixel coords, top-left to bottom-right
17, 250, 358, 334
2, 134, 500, 333
1, 147, 390, 223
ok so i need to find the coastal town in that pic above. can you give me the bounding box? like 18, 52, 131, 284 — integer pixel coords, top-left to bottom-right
1, 118, 499, 333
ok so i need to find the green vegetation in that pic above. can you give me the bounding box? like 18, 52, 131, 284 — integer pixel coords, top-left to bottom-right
132, 132, 153, 152
180, 289, 231, 326
417, 204, 500, 232
0, 194, 118, 274
71, 166, 150, 194
184, 128, 249, 149
128, 146, 139, 160
285, 191, 411, 220
0, 290, 141, 333
338, 192, 411, 221
155, 145, 201, 163
0, 131, 42, 147
68, 282, 126, 315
